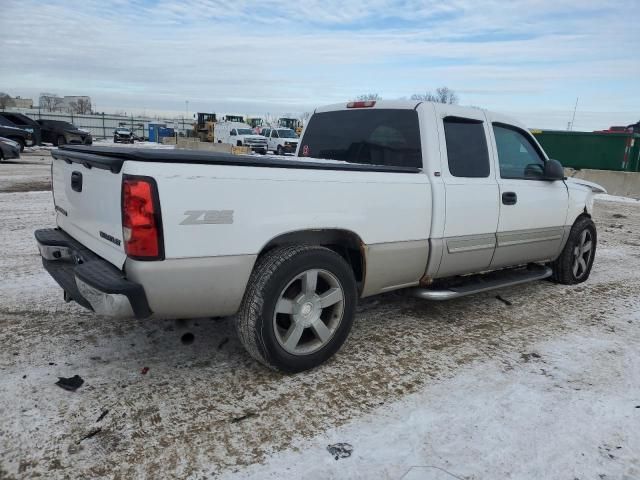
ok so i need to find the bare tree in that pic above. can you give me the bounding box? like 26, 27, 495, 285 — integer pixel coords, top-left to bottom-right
73, 97, 92, 114
300, 111, 311, 123
354, 93, 381, 101
0, 93, 15, 110
40, 93, 63, 112
411, 86, 459, 104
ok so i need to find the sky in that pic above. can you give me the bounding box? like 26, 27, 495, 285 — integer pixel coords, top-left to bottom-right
1, 0, 638, 130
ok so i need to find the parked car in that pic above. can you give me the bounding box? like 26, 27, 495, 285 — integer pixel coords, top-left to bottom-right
0, 119, 33, 151
114, 128, 135, 143
214, 121, 267, 154
0, 137, 21, 161
35, 100, 604, 373
36, 119, 92, 146
261, 127, 299, 155
0, 112, 41, 145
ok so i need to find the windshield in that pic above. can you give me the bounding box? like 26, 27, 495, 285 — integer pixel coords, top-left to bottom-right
298, 109, 422, 167
277, 129, 298, 139
236, 128, 253, 135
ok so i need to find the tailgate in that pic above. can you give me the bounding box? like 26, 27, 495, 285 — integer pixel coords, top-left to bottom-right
52, 155, 127, 268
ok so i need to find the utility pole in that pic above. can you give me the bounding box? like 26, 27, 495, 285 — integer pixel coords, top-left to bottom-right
568, 97, 579, 131
186, 100, 189, 119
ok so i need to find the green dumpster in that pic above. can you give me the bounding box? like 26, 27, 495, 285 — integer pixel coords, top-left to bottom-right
532, 130, 640, 172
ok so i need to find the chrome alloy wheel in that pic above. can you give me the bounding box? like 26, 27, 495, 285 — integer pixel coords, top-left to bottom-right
272, 269, 345, 355
572, 229, 593, 279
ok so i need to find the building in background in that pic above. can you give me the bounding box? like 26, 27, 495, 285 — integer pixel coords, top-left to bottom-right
38, 93, 92, 114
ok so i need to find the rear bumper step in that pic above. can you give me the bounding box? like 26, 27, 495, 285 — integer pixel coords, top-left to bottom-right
410, 265, 552, 301
35, 228, 151, 318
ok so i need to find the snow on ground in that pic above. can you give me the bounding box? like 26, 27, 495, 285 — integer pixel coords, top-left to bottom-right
596, 193, 640, 204
0, 168, 639, 479
230, 310, 640, 480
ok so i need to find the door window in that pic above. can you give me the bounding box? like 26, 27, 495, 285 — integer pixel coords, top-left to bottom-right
443, 117, 490, 178
493, 124, 545, 179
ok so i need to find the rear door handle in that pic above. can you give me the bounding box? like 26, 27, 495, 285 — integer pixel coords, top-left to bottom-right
71, 171, 83, 192
502, 191, 517, 205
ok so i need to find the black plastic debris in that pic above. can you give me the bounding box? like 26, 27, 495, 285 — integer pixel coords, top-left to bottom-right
327, 443, 353, 460
181, 332, 195, 345
96, 409, 109, 422
495, 295, 512, 306
79, 427, 102, 443
218, 337, 229, 350
55, 375, 84, 391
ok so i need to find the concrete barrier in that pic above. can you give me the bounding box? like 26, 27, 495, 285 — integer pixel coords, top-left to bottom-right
565, 168, 640, 199
175, 137, 250, 155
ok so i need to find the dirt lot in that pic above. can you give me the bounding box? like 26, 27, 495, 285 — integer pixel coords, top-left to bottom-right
0, 153, 639, 479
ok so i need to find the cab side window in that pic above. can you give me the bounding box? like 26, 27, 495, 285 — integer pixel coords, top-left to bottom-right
443, 117, 490, 178
493, 124, 545, 179
262, 128, 270, 137
272, 130, 279, 138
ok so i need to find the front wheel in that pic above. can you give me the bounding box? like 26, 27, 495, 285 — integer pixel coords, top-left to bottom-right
276, 145, 284, 156
56, 135, 66, 146
551, 216, 597, 284
236, 245, 357, 372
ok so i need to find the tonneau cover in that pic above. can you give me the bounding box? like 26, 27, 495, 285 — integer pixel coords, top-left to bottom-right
53, 145, 421, 174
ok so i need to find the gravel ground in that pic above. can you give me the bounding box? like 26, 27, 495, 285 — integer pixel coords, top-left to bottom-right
0, 161, 638, 479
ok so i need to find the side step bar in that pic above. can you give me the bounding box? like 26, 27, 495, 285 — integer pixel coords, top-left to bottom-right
410, 265, 552, 301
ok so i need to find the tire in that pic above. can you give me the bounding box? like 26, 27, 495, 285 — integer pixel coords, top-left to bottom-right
236, 245, 357, 373
277, 145, 284, 156
259, 149, 267, 155
551, 216, 597, 284
56, 135, 66, 146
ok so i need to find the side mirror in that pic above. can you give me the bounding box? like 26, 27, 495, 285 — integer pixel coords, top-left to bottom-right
544, 159, 564, 181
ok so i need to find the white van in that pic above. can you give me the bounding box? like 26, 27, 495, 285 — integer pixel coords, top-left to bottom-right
215, 122, 268, 154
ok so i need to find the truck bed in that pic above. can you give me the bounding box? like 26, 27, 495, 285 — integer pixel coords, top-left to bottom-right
53, 145, 422, 174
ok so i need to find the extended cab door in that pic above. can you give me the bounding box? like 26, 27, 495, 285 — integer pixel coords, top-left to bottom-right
434, 104, 500, 277
487, 116, 569, 268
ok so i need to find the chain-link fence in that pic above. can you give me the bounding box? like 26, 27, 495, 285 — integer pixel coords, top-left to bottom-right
6, 108, 193, 140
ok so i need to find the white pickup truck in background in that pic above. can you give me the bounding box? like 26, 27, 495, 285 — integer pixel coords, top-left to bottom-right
35, 100, 604, 372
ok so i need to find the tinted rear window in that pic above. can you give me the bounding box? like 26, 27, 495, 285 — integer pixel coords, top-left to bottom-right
443, 117, 490, 178
298, 109, 422, 168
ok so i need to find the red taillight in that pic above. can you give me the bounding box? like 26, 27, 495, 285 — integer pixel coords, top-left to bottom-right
347, 101, 376, 108
122, 177, 163, 260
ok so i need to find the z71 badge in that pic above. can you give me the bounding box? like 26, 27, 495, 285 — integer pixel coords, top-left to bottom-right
180, 210, 234, 225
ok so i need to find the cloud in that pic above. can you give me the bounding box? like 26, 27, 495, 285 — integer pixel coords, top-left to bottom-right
1, 0, 638, 129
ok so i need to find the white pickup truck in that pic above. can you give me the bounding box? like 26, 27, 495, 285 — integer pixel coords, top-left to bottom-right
35, 100, 604, 372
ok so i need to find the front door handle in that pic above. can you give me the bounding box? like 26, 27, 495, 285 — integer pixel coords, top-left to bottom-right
502, 191, 517, 205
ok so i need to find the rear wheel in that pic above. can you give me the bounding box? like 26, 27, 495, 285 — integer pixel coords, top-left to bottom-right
236, 245, 357, 372
551, 216, 597, 284
276, 145, 284, 155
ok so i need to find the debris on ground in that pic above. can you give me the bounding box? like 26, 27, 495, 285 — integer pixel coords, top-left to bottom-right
78, 427, 102, 443
521, 352, 542, 362
55, 375, 84, 392
231, 412, 256, 423
495, 295, 513, 306
181, 332, 195, 345
327, 443, 354, 460
612, 213, 627, 219
218, 337, 229, 350
141, 367, 149, 375
96, 410, 109, 422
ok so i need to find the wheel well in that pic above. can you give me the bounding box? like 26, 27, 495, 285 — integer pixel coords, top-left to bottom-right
259, 229, 365, 284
